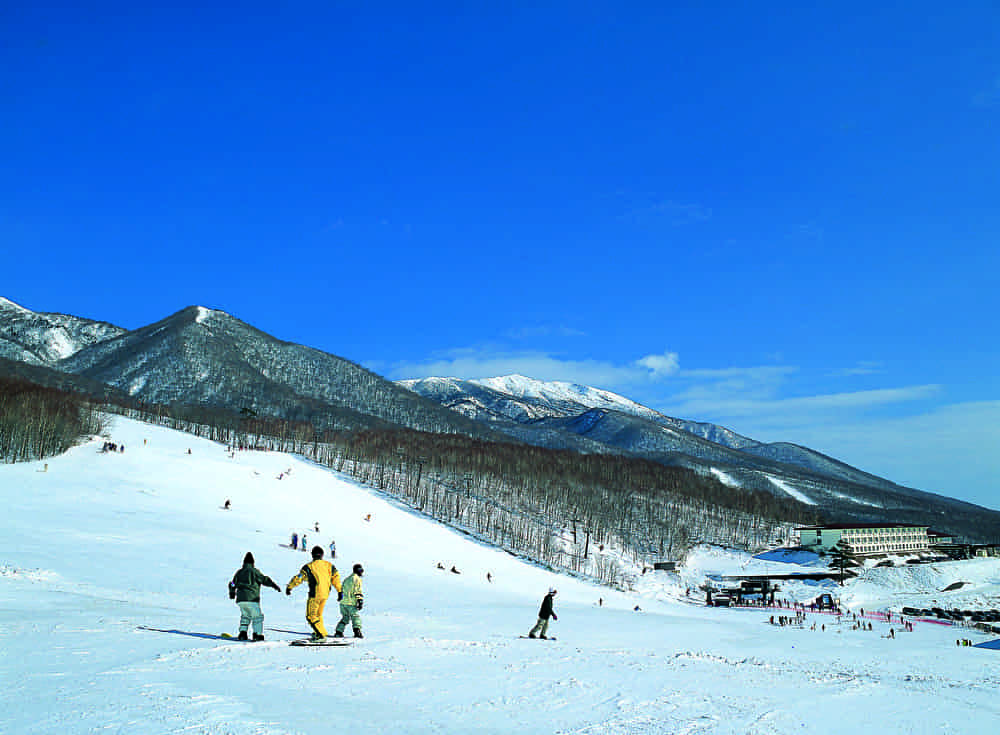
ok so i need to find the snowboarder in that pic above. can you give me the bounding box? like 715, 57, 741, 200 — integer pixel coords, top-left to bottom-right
301, 533, 307, 550
334, 563, 365, 639
329, 539, 336, 559
224, 499, 231, 510
528, 588, 557, 639
229, 552, 281, 641
450, 565, 461, 574
291, 532, 298, 550
286, 546, 341, 642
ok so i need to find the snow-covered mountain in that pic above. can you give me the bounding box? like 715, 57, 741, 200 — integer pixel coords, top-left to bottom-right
0, 297, 125, 365
399, 374, 1000, 541
3, 414, 999, 734
399, 374, 898, 489
400, 374, 759, 449
4, 297, 1000, 543
4, 301, 492, 436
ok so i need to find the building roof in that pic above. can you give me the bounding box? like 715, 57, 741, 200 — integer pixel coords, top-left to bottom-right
794, 523, 929, 531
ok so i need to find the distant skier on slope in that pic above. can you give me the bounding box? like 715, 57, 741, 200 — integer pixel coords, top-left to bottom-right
229, 552, 281, 641
334, 563, 365, 639
286, 546, 341, 642
528, 588, 558, 639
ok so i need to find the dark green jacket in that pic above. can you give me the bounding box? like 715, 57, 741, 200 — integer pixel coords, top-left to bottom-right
230, 563, 280, 603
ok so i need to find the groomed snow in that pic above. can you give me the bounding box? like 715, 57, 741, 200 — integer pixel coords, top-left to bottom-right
709, 467, 740, 488
2, 416, 999, 734
765, 474, 817, 505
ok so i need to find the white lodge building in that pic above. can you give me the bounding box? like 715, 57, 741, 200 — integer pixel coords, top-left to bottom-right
794, 523, 930, 556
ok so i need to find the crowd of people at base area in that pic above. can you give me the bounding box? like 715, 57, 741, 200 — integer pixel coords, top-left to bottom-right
762, 609, 917, 637
770, 611, 807, 627
100, 442, 125, 453
228, 546, 365, 643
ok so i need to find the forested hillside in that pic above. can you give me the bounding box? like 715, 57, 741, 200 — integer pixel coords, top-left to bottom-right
0, 376, 107, 462
97, 399, 816, 585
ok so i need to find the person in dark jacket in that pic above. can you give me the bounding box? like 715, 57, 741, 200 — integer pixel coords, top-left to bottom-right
229, 552, 281, 641
528, 588, 558, 639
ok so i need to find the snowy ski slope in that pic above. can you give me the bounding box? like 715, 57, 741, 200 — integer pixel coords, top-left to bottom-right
1, 416, 999, 734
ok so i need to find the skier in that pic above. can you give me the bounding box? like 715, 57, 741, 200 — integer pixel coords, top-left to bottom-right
301, 533, 307, 551
286, 546, 341, 642
528, 588, 558, 639
229, 552, 281, 641
291, 532, 298, 550
334, 563, 365, 639
224, 499, 231, 510
329, 539, 336, 559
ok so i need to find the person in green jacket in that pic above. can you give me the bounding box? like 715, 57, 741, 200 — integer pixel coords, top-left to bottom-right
334, 563, 365, 638
229, 552, 282, 641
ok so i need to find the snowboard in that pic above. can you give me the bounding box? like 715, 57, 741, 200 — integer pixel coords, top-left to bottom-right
289, 638, 356, 647
519, 635, 557, 641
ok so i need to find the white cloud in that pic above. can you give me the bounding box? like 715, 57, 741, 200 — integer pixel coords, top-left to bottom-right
663, 384, 942, 424
388, 348, 638, 387
389, 341, 997, 510
636, 351, 680, 377
388, 346, 686, 388
779, 401, 1000, 510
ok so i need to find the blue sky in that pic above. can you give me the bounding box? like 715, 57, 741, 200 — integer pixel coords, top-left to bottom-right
3, 3, 998, 509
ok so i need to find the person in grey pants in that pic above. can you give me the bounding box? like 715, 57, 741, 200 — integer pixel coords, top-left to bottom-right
229, 552, 281, 641
334, 563, 365, 638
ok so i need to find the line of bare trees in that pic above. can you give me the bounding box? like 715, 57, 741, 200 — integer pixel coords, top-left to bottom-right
1, 376, 817, 585
97, 400, 816, 585
0, 377, 108, 462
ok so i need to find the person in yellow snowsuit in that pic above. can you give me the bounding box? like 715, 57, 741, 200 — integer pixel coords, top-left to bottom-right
286, 546, 342, 641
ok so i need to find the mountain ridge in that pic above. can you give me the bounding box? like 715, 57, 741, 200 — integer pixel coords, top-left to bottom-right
3, 296, 999, 542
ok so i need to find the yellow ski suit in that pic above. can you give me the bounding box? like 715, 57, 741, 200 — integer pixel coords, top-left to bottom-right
287, 559, 342, 639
